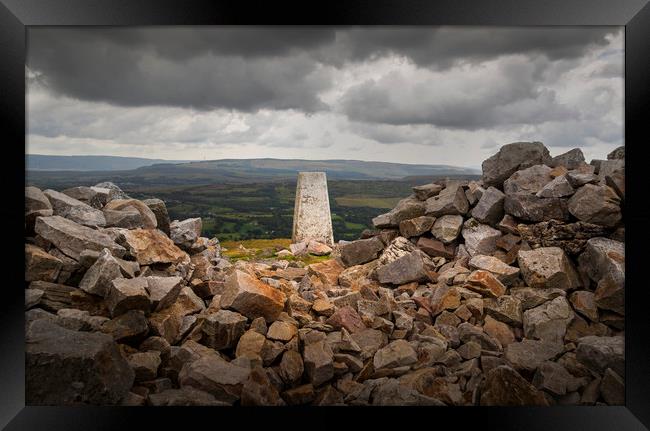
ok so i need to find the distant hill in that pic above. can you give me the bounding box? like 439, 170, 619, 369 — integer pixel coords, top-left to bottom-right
27, 154, 190, 171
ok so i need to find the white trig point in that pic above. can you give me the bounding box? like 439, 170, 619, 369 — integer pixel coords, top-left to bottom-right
292, 172, 334, 245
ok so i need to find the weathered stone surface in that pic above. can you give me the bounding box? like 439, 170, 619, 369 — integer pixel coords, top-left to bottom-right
43, 189, 106, 228
371, 378, 444, 406
304, 340, 334, 387
170, 218, 202, 249
307, 240, 332, 256
596, 159, 624, 183
326, 306, 366, 334
471, 187, 505, 225
26, 319, 134, 405
576, 336, 624, 377
35, 216, 126, 260
222, 270, 286, 323
106, 277, 150, 317
523, 297, 574, 343
148, 387, 227, 406
201, 310, 248, 350
94, 182, 130, 201
179, 355, 250, 404
373, 196, 425, 228
518, 247, 580, 290
504, 194, 569, 223
551, 148, 585, 170
536, 175, 575, 198
279, 349, 305, 384
339, 237, 384, 267
376, 250, 433, 285
308, 259, 345, 286
144, 276, 182, 311
378, 236, 418, 264
101, 310, 149, 344
504, 339, 564, 373
351, 328, 387, 361
399, 216, 436, 238
461, 219, 501, 257
26, 289, 44, 309
569, 291, 599, 322
26, 186, 52, 213
468, 254, 520, 285
128, 351, 161, 381
578, 237, 624, 286
600, 368, 624, 405
482, 142, 552, 188
412, 183, 444, 201
267, 321, 299, 342
483, 315, 515, 347
142, 198, 171, 235
594, 276, 624, 316
373, 339, 417, 369
517, 220, 610, 256
120, 228, 188, 265
416, 237, 455, 259
103, 208, 145, 229
457, 322, 501, 351
431, 214, 463, 244
236, 329, 267, 360
504, 165, 554, 196
104, 199, 157, 229
465, 270, 506, 298
78, 248, 122, 297
607, 146, 625, 160
568, 184, 622, 227
241, 367, 286, 406
532, 361, 581, 396
425, 183, 469, 216
25, 244, 62, 283
480, 365, 548, 406
483, 295, 523, 327
61, 186, 107, 208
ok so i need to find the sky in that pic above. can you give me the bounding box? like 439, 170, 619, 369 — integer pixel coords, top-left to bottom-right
26, 26, 624, 168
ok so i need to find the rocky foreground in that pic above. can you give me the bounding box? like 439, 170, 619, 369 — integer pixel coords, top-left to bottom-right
24, 142, 625, 406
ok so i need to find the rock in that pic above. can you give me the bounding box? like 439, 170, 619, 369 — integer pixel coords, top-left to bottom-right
594, 276, 624, 316
425, 183, 469, 216
376, 250, 434, 285
504, 165, 554, 196
596, 159, 624, 183
465, 270, 506, 298
504, 339, 564, 373
482, 142, 552, 188
373, 339, 417, 369
372, 196, 425, 228
25, 209, 54, 236
103, 208, 145, 229
170, 218, 202, 249
128, 351, 161, 381
504, 194, 570, 222
236, 329, 267, 360
523, 297, 574, 343
535, 175, 575, 198
105, 277, 150, 317
471, 187, 505, 226
104, 199, 157, 228
600, 368, 624, 405
607, 146, 625, 160
339, 237, 384, 267
578, 237, 624, 286
25, 289, 44, 309
483, 315, 515, 347
575, 336, 624, 377
78, 248, 122, 297
399, 215, 436, 238
497, 214, 520, 235
26, 318, 134, 405
267, 321, 299, 342
221, 270, 286, 323
178, 355, 250, 404
468, 255, 520, 285
144, 276, 182, 311
307, 259, 345, 286
35, 216, 126, 260
326, 306, 366, 334
412, 183, 444, 201
303, 340, 334, 387
43, 189, 106, 228
532, 361, 582, 396
461, 219, 501, 257
480, 365, 548, 406
517, 247, 580, 290
26, 186, 52, 213
569, 291, 599, 322
431, 215, 463, 244
567, 184, 622, 227
120, 228, 188, 265
289, 242, 307, 256
142, 198, 171, 235
100, 310, 149, 344
201, 310, 248, 350
94, 182, 130, 201
551, 148, 586, 170
307, 240, 332, 256
148, 387, 227, 406
567, 167, 598, 189
61, 186, 107, 208
465, 181, 485, 206
605, 170, 625, 201
416, 237, 455, 259
483, 295, 522, 327
279, 350, 304, 384
25, 244, 62, 283
517, 220, 610, 256
241, 367, 286, 406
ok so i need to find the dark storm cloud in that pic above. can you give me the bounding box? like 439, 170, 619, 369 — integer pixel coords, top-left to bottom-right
27, 27, 620, 114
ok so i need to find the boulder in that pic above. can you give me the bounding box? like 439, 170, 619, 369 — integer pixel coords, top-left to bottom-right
372, 197, 425, 228
106, 277, 150, 317
375, 250, 434, 285
412, 183, 444, 201
578, 237, 624, 286
120, 228, 188, 265
425, 183, 469, 216
480, 366, 548, 406
326, 306, 366, 334
535, 175, 575, 198
178, 355, 250, 404
517, 247, 580, 290
221, 270, 286, 323
267, 321, 299, 342
144, 276, 182, 311
26, 186, 52, 213
568, 184, 622, 227
416, 237, 455, 259
607, 146, 625, 160
373, 339, 417, 370
303, 340, 334, 387
307, 240, 332, 256
569, 291, 599, 322
43, 189, 106, 228
576, 335, 624, 377
465, 270, 506, 298
339, 237, 384, 267
483, 295, 523, 327
241, 367, 286, 406
504, 339, 564, 373
201, 310, 248, 350
503, 165, 554, 196
504, 194, 570, 222
482, 142, 552, 188
94, 182, 130, 201
142, 198, 171, 235
551, 148, 586, 170
104, 199, 157, 228
128, 351, 161, 381
399, 216, 436, 238
431, 214, 463, 244
25, 244, 62, 283
78, 248, 123, 297
523, 296, 574, 343
468, 254, 520, 285
61, 186, 107, 208
517, 220, 610, 256
483, 315, 515, 347
471, 187, 505, 225
532, 361, 581, 397
103, 208, 145, 229
170, 218, 202, 249
461, 219, 501, 257
100, 310, 149, 344
279, 350, 305, 384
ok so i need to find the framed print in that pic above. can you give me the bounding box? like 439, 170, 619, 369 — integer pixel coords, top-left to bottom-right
1, 0, 649, 429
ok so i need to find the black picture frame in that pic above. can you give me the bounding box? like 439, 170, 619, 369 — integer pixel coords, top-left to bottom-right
2, 0, 649, 429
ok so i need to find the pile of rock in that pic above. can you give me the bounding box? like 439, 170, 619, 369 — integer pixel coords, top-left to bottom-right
24, 141, 625, 406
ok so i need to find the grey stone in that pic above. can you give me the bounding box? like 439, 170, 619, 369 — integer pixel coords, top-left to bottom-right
576, 336, 624, 377
142, 198, 171, 235
480, 365, 548, 405
373, 196, 425, 228
339, 237, 385, 267
373, 339, 417, 369
303, 340, 334, 387
607, 146, 625, 160
78, 248, 122, 297
568, 184, 622, 227
170, 218, 202, 249
461, 218, 501, 257
412, 183, 443, 201
106, 277, 150, 317
431, 214, 463, 244
471, 186, 505, 225
523, 296, 574, 343
375, 250, 433, 285
518, 247, 581, 290
94, 182, 130, 201
399, 215, 436, 238
43, 189, 106, 228
61, 186, 107, 208
482, 142, 552, 188
504, 194, 570, 222
144, 276, 182, 311
551, 148, 586, 170
503, 165, 554, 196
504, 339, 564, 373
483, 296, 523, 327
468, 254, 520, 285
25, 186, 52, 213
101, 310, 149, 344
178, 355, 250, 404
425, 183, 469, 216
25, 244, 62, 283
536, 175, 575, 198
201, 310, 248, 350
103, 208, 145, 229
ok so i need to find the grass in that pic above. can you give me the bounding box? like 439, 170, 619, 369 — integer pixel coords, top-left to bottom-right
221, 238, 331, 264
335, 195, 402, 209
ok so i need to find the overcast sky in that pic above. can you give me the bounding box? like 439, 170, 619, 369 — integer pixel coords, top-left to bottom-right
26, 26, 624, 168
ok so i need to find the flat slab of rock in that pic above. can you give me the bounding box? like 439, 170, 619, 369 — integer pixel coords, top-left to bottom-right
468, 254, 520, 285
518, 247, 580, 290
412, 183, 443, 200
480, 365, 548, 405
482, 142, 552, 188
106, 277, 150, 317
471, 187, 505, 226
461, 219, 502, 257
416, 237, 455, 259
372, 197, 425, 228
222, 270, 286, 323
25, 244, 63, 283
504, 194, 570, 222
44, 189, 106, 228
120, 228, 188, 265
425, 183, 469, 216
431, 214, 463, 244
503, 165, 554, 196
375, 250, 434, 285
339, 237, 384, 267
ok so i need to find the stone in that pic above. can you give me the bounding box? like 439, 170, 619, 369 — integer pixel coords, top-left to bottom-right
267, 321, 299, 342
523, 297, 574, 343
483, 295, 523, 327
94, 182, 130, 201
279, 350, 304, 384
425, 183, 469, 216
178, 355, 250, 404
399, 216, 436, 238
465, 270, 506, 298
26, 186, 52, 213
25, 209, 54, 236
600, 368, 624, 405
536, 175, 575, 198
480, 365, 548, 406
201, 310, 248, 350
170, 218, 202, 249
241, 367, 286, 406
468, 255, 520, 285
575, 335, 624, 377
569, 291, 599, 322
412, 183, 444, 201
307, 240, 332, 256
103, 208, 145, 229
550, 148, 586, 170
566, 171, 598, 189
497, 214, 520, 235
532, 361, 583, 397
373, 196, 426, 228
35, 216, 126, 260
458, 322, 501, 351
578, 237, 625, 286
605, 170, 625, 201
62, 186, 107, 208
307, 259, 345, 286
26, 318, 134, 405
25, 289, 43, 309
517, 220, 610, 256
461, 219, 501, 257
304, 340, 334, 387
292, 172, 334, 245
101, 310, 149, 344
483, 315, 515, 347
106, 277, 150, 317
142, 198, 171, 235
568, 184, 622, 227
371, 379, 444, 406
144, 276, 182, 311
430, 214, 463, 244
594, 276, 624, 316
350, 328, 387, 361
504, 195, 570, 222
504, 339, 564, 373
282, 384, 315, 405
518, 247, 580, 290
235, 330, 267, 361
416, 237, 455, 259
128, 351, 161, 381
375, 250, 434, 285
504, 165, 554, 196
119, 228, 188, 265
78, 248, 122, 297
43, 189, 106, 228
482, 142, 552, 188
471, 187, 505, 225
607, 146, 625, 160
596, 159, 625, 183
25, 244, 62, 283
221, 270, 286, 323
148, 387, 227, 406
373, 339, 417, 369
339, 237, 384, 267
326, 306, 366, 334
312, 298, 335, 317
465, 181, 485, 206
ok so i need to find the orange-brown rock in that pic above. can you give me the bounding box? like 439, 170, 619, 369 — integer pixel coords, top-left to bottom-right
307, 259, 344, 287
465, 270, 507, 298
221, 270, 286, 323
121, 228, 188, 265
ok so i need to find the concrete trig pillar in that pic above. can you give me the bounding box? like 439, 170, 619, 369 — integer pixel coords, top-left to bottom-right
292, 172, 334, 245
